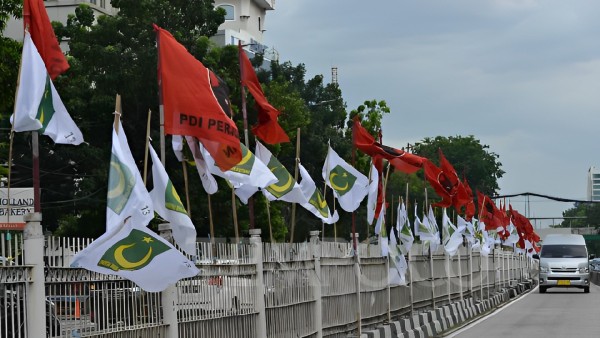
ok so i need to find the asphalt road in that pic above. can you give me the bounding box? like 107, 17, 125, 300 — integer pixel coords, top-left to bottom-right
447, 283, 600, 337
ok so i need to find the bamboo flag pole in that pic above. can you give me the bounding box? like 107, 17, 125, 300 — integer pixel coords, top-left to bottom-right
231, 188, 240, 244
267, 199, 274, 243
143, 110, 151, 185
238, 41, 255, 230
181, 150, 192, 217
289, 128, 301, 244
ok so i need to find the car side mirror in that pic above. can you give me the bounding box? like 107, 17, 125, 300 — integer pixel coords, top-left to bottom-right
590, 254, 595, 260
532, 254, 540, 260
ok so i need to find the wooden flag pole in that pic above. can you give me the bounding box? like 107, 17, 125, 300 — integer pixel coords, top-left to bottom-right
289, 128, 301, 244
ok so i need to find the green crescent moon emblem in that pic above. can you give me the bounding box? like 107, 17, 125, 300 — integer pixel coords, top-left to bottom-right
107, 154, 135, 215
165, 180, 187, 214
114, 243, 153, 269
309, 189, 329, 218
35, 76, 55, 132
98, 229, 170, 271
265, 156, 294, 198
228, 144, 255, 175
328, 165, 357, 196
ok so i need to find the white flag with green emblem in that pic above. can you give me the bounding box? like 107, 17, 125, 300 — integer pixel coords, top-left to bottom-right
321, 146, 369, 212
11, 32, 83, 145
366, 163, 379, 225
71, 217, 199, 292
185, 136, 218, 195
149, 145, 197, 256
255, 141, 307, 204
397, 201, 413, 254
298, 164, 339, 224
105, 120, 153, 232
442, 209, 465, 256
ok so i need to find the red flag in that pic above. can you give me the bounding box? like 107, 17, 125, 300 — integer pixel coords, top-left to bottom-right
239, 44, 289, 144
23, 0, 69, 79
476, 191, 501, 231
423, 159, 453, 208
438, 149, 471, 210
462, 176, 476, 221
155, 25, 241, 171
352, 118, 425, 173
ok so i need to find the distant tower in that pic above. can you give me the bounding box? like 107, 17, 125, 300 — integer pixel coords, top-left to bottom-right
331, 67, 338, 84
588, 166, 600, 201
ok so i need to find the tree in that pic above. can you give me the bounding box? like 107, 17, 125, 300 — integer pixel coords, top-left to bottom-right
412, 135, 504, 196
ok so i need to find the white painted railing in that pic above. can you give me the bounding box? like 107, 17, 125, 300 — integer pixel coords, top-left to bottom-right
0, 221, 536, 338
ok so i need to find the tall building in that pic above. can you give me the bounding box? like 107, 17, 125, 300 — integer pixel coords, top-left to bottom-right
212, 0, 275, 57
587, 166, 600, 201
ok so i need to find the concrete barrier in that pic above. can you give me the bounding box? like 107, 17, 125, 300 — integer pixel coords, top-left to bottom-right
356, 280, 534, 338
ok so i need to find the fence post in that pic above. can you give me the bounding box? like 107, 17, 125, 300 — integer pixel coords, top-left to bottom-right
23, 212, 45, 338
250, 229, 267, 338
310, 231, 323, 338
351, 232, 362, 336
445, 252, 451, 305
408, 247, 414, 314
430, 248, 435, 309
158, 223, 179, 338
458, 248, 463, 301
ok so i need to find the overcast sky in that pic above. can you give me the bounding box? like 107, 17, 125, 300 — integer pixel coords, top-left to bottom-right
263, 0, 600, 228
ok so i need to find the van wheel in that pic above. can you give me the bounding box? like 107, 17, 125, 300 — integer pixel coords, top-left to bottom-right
584, 287, 589, 293
539, 286, 547, 293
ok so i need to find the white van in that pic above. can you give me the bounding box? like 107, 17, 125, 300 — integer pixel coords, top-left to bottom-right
536, 234, 594, 293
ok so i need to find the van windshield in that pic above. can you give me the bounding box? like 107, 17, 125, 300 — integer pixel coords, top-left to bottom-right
540, 245, 587, 258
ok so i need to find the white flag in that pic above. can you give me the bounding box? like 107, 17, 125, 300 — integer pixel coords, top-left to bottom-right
186, 136, 218, 195
443, 210, 466, 257
388, 244, 407, 286
397, 201, 413, 255
71, 217, 199, 292
255, 141, 308, 204
106, 120, 153, 232
321, 146, 369, 212
12, 32, 83, 145
366, 163, 379, 225
298, 164, 339, 224
149, 145, 197, 256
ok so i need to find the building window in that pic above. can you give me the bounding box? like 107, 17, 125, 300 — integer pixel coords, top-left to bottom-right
90, 0, 96, 5
100, 0, 105, 8
219, 5, 235, 21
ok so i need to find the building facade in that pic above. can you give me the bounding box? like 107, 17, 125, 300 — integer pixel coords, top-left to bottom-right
587, 166, 600, 201
4, 0, 274, 57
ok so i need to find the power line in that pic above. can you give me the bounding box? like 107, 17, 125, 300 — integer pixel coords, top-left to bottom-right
492, 192, 597, 204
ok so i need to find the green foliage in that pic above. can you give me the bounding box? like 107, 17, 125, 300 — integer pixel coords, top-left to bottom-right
0, 0, 21, 33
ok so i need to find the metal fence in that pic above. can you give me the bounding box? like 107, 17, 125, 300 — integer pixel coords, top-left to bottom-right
0, 222, 536, 338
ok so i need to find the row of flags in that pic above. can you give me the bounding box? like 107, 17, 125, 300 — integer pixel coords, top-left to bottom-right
8, 2, 540, 291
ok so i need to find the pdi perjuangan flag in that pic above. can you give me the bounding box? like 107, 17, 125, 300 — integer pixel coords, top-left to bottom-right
12, 32, 83, 145
149, 145, 197, 256
155, 24, 241, 171
71, 217, 199, 292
